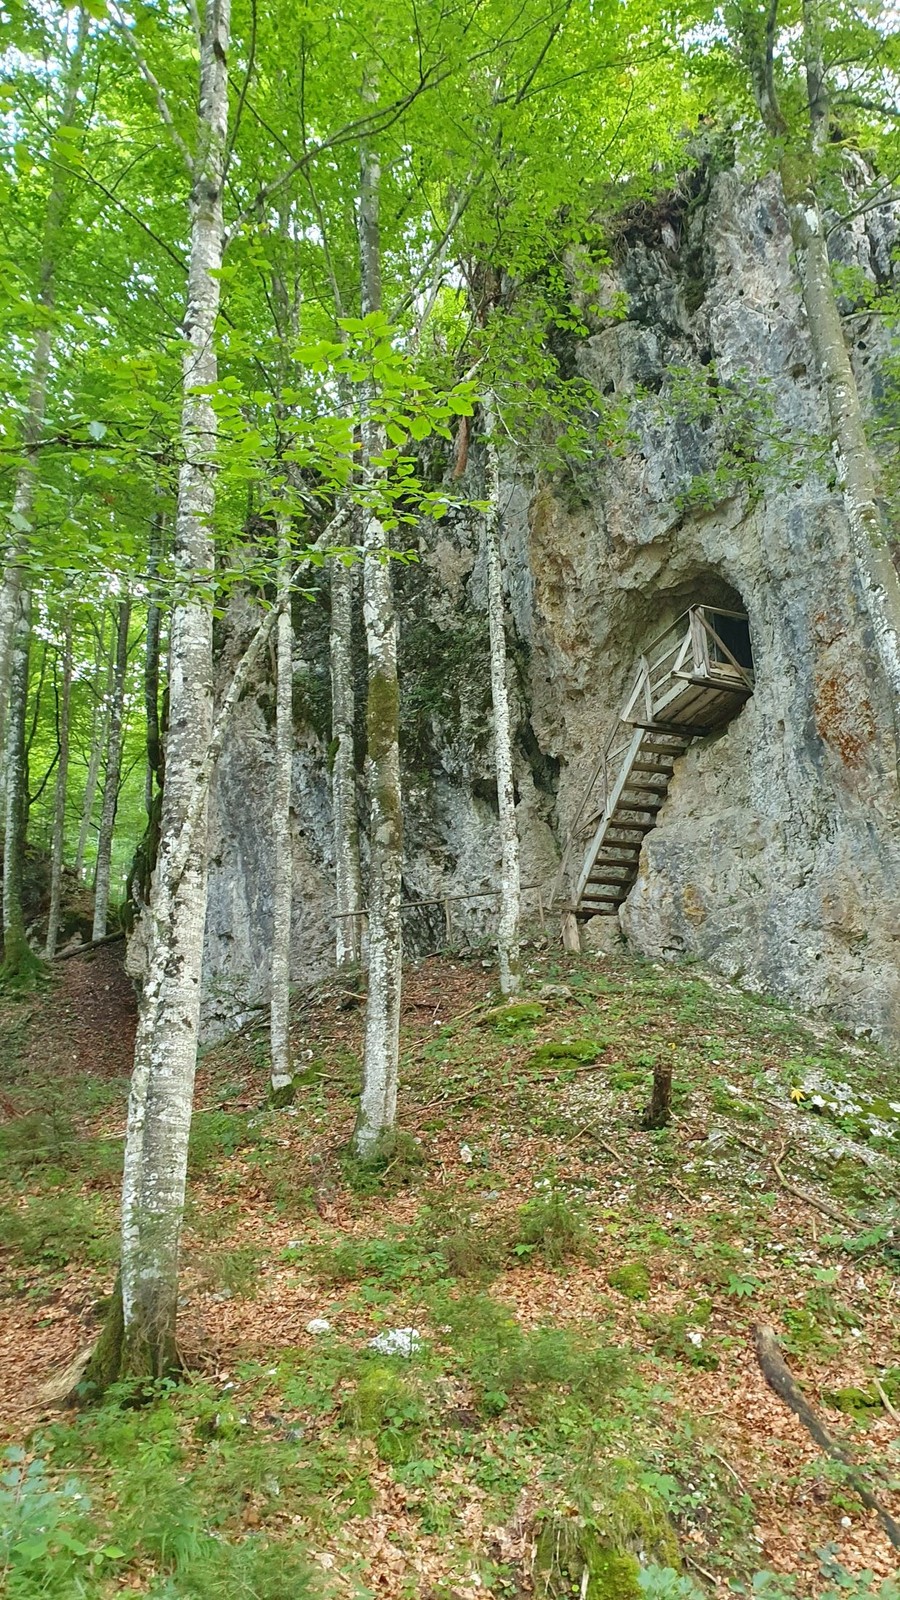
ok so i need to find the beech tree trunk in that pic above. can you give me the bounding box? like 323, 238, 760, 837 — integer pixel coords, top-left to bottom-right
92, 598, 131, 941
482, 394, 521, 995
743, 0, 900, 702
1, 589, 35, 975
75, 612, 113, 880
330, 556, 362, 967
144, 509, 165, 815
270, 513, 294, 1099
352, 96, 404, 1160
45, 619, 73, 959
117, 0, 231, 1380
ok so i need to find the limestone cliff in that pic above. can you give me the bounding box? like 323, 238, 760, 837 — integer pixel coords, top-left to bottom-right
203, 165, 900, 1042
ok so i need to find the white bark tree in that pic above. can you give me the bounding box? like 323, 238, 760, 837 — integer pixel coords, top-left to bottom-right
74, 611, 113, 881
92, 597, 131, 941
1, 590, 35, 975
105, 0, 232, 1380
352, 96, 405, 1161
45, 618, 74, 959
482, 393, 521, 995
269, 511, 294, 1099
740, 0, 900, 701
330, 555, 362, 968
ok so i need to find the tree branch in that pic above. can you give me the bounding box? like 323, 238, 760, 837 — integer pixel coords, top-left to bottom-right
107, 1, 194, 176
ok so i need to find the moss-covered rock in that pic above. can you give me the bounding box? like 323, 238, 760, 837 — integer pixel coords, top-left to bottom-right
608, 1261, 651, 1300
532, 1516, 642, 1599
484, 1001, 546, 1033
530, 1037, 606, 1067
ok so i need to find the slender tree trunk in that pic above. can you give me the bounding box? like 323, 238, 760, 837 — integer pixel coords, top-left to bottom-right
145, 509, 165, 815
482, 394, 521, 995
270, 513, 294, 1099
75, 612, 113, 880
116, 0, 231, 1380
0, 11, 89, 803
352, 94, 404, 1161
92, 597, 131, 941
45, 619, 73, 958
1, 589, 37, 976
330, 556, 362, 967
742, 0, 900, 701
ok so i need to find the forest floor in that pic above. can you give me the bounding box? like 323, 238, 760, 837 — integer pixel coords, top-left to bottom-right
1, 942, 898, 1598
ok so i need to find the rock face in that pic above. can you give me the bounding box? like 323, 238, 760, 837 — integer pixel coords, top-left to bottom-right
203, 165, 900, 1042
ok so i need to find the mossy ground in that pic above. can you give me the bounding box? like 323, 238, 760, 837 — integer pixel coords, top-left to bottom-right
1, 946, 898, 1597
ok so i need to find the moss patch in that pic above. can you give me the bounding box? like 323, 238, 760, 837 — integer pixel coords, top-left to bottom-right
484, 1001, 546, 1033
532, 1516, 642, 1599
530, 1037, 606, 1067
608, 1261, 650, 1300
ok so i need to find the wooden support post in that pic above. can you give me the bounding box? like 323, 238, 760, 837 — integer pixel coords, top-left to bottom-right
560, 911, 581, 953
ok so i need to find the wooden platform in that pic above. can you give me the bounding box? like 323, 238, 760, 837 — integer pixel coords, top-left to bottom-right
557, 607, 754, 918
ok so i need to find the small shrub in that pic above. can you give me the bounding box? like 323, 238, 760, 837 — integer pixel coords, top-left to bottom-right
341, 1129, 424, 1195
639, 1305, 718, 1371
310, 1228, 438, 1289
608, 1262, 650, 1300
341, 1364, 428, 1463
436, 1296, 626, 1419
513, 1190, 592, 1269
0, 1448, 123, 1598
417, 1201, 509, 1282
0, 1110, 122, 1187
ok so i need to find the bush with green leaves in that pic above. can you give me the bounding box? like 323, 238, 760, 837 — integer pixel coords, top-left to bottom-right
512, 1188, 593, 1269
0, 1448, 126, 1598
433, 1292, 626, 1419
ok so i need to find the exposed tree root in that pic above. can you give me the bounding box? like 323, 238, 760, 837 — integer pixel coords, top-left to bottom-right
754, 1324, 900, 1551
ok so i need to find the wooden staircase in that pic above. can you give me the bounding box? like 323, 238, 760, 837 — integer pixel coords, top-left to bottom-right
556, 606, 754, 921
573, 727, 691, 916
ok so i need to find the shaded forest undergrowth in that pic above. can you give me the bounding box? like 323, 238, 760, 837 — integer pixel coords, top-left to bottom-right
1, 946, 898, 1597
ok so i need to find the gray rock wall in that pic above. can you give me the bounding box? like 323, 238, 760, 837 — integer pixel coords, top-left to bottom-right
203, 165, 900, 1042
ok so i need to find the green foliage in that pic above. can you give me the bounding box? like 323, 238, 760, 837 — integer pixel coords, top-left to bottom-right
532, 1515, 642, 1599
187, 1111, 262, 1174
434, 1293, 626, 1420
0, 1192, 115, 1268
0, 1448, 123, 1599
341, 1364, 428, 1462
0, 1108, 96, 1179
639, 1304, 719, 1371
341, 1129, 425, 1194
638, 1569, 703, 1598
419, 1198, 510, 1282
513, 1189, 593, 1268
196, 1243, 265, 1300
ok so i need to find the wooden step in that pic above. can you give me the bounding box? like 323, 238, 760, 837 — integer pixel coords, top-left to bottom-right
631, 757, 676, 772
